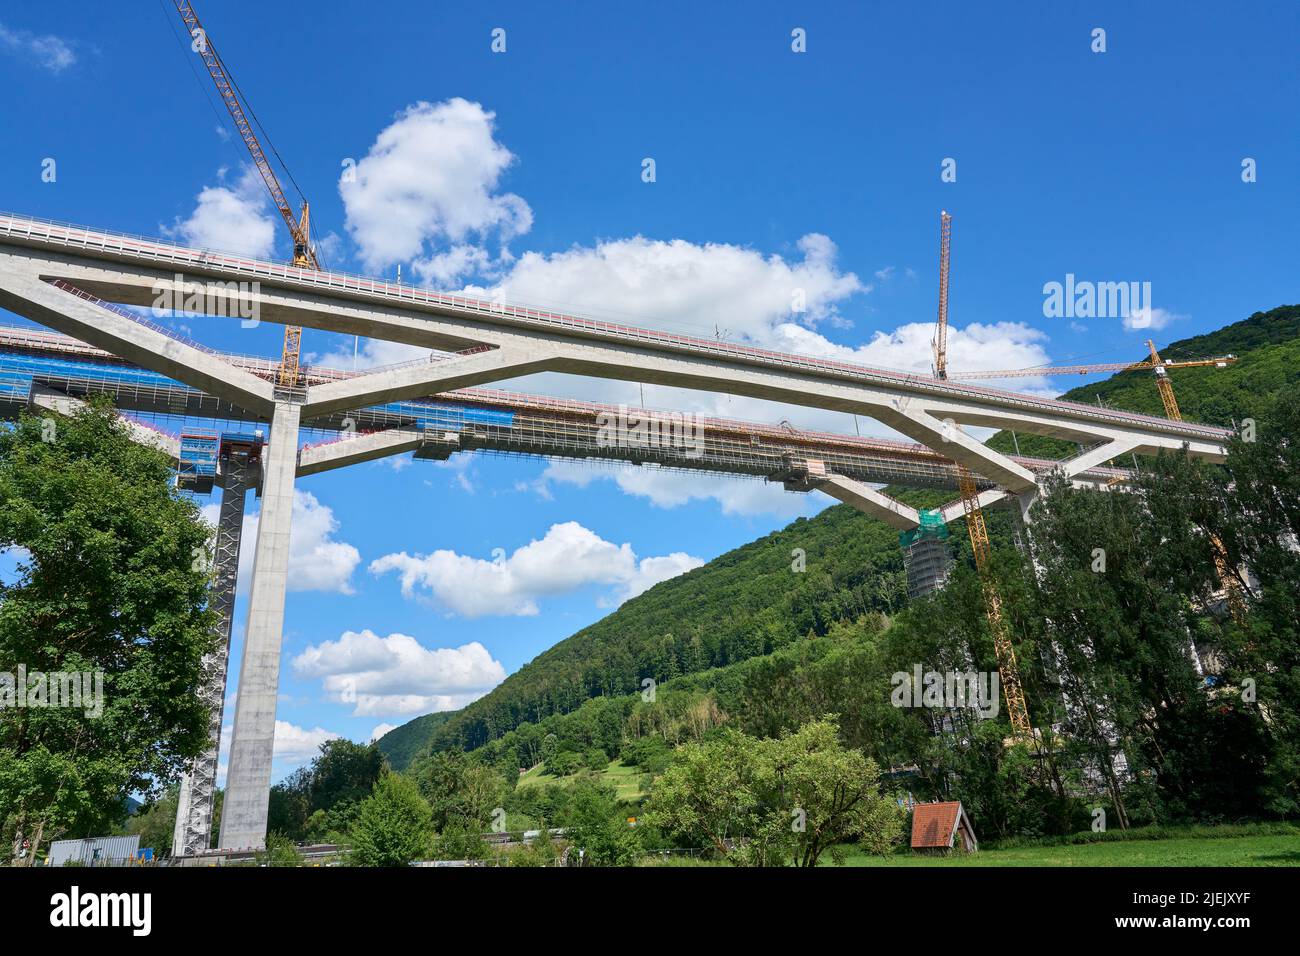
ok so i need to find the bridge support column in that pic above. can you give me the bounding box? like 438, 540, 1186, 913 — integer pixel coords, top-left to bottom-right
173, 457, 254, 856
218, 401, 300, 850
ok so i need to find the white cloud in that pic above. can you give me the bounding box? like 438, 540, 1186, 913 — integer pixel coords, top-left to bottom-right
0, 544, 32, 564
854, 320, 1049, 377
339, 98, 532, 281
369, 723, 398, 742
0, 545, 32, 587
1123, 306, 1182, 332
164, 165, 278, 258
293, 630, 507, 716
271, 720, 341, 764
201, 489, 360, 594
608, 551, 711, 605
0, 23, 75, 73
369, 520, 703, 617
470, 231, 864, 344
322, 102, 1051, 433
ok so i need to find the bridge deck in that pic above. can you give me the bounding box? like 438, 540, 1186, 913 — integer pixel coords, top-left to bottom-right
0, 212, 1231, 445
0, 324, 1131, 493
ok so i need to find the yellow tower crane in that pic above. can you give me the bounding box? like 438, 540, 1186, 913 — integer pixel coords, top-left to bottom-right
931, 211, 1033, 739
952, 340, 1245, 621
1143, 344, 1247, 620
169, 0, 317, 388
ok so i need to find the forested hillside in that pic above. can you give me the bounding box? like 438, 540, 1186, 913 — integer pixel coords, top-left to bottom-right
379, 304, 1299, 769
374, 712, 455, 770
408, 496, 936, 760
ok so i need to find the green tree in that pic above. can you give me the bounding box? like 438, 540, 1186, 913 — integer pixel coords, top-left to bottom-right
256, 832, 303, 867
561, 779, 641, 866
125, 789, 179, 857
647, 718, 901, 866
0, 404, 216, 861
431, 822, 489, 861
266, 739, 386, 843
643, 731, 755, 859
310, 739, 386, 812
1139, 399, 1300, 816
506, 821, 560, 867
408, 750, 505, 836
349, 773, 433, 867
1027, 471, 1266, 825
753, 719, 903, 867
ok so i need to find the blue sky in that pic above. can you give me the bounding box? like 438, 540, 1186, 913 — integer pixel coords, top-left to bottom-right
1, 1, 1295, 779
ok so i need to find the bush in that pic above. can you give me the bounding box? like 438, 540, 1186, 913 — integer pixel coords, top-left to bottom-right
256, 833, 303, 867
349, 773, 433, 867
620, 736, 673, 774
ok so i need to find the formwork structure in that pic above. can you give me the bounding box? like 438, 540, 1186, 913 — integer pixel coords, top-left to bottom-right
0, 326, 1138, 494
171, 432, 262, 858
900, 510, 954, 599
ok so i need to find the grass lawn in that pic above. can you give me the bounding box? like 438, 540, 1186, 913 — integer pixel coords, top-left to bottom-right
515, 758, 649, 802
835, 833, 1300, 867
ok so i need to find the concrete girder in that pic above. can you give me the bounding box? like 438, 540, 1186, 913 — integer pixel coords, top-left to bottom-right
1056, 436, 1141, 477
873, 405, 1037, 492
297, 428, 424, 477
939, 487, 1014, 525
539, 351, 1046, 490
14, 252, 1230, 461
40, 260, 495, 354
301, 348, 557, 419
900, 392, 1223, 457
0, 258, 277, 416
10, 260, 1132, 478
938, 435, 1140, 523
814, 475, 921, 530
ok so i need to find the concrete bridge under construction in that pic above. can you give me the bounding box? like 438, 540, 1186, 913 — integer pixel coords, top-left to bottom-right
0, 212, 1234, 853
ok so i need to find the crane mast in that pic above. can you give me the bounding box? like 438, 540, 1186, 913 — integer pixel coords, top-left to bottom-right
1146, 339, 1183, 420
1140, 344, 1247, 620
171, 0, 313, 387
933, 211, 952, 380
931, 211, 1033, 739
958, 467, 1034, 738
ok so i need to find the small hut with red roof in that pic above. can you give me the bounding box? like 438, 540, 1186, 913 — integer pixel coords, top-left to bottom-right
910, 801, 978, 854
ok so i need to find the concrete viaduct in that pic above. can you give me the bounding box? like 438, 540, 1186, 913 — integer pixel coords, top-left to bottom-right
0, 213, 1232, 850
